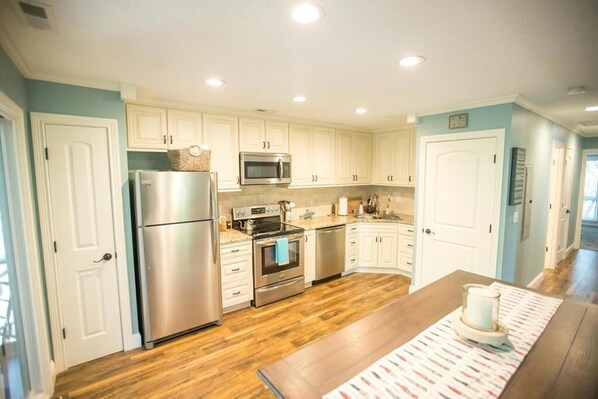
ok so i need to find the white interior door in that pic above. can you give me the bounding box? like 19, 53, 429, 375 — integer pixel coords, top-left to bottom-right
418, 136, 499, 287
45, 123, 123, 367
545, 144, 564, 269
557, 147, 574, 262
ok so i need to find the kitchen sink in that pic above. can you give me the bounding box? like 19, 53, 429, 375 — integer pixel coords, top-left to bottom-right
353, 214, 402, 221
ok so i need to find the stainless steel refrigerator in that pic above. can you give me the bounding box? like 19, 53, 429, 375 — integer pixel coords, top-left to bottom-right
130, 171, 222, 349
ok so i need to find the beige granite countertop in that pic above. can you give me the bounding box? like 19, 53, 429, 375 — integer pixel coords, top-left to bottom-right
287, 213, 414, 230
219, 229, 252, 245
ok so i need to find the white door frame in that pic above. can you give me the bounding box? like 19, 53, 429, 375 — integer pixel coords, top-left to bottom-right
574, 148, 598, 247
31, 112, 135, 373
414, 129, 505, 289
0, 92, 53, 396
544, 141, 564, 269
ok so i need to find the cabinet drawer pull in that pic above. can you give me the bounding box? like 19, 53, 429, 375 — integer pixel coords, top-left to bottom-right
350, 240, 356, 244
230, 249, 240, 253
407, 229, 414, 233
406, 261, 412, 265
262, 141, 266, 149
350, 257, 356, 262
231, 268, 240, 271
267, 141, 271, 149
407, 243, 413, 247
232, 291, 241, 296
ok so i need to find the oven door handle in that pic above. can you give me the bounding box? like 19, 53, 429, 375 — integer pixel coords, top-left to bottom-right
258, 278, 302, 292
254, 234, 304, 247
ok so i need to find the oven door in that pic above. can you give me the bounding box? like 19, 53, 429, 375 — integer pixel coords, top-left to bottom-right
240, 152, 291, 185
254, 232, 304, 288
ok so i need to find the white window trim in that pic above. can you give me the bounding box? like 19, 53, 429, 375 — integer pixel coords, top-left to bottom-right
30, 112, 137, 373
574, 148, 598, 247
0, 90, 53, 396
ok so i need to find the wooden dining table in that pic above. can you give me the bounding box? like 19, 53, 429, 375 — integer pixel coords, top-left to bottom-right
257, 270, 597, 398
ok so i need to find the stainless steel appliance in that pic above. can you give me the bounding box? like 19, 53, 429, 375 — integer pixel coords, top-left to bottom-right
316, 225, 346, 280
130, 171, 222, 349
232, 205, 304, 306
239, 152, 291, 185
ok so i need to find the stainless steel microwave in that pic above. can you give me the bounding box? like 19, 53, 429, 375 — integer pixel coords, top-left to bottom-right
239, 152, 291, 185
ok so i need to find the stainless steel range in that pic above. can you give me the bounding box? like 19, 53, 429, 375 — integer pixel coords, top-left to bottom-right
232, 204, 305, 307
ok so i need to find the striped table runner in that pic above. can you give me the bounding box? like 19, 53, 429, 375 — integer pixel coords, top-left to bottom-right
324, 283, 563, 399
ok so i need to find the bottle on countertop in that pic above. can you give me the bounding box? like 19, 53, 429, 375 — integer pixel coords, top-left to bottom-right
331, 203, 336, 215
358, 202, 364, 215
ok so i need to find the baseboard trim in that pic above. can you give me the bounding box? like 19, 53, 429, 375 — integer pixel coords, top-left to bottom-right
124, 333, 142, 351
409, 285, 419, 294
566, 243, 575, 256
527, 272, 544, 289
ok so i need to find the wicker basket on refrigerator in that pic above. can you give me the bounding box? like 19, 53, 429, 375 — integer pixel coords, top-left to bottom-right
167, 145, 211, 171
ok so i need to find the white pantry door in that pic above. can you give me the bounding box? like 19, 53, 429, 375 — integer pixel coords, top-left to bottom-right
45, 123, 123, 367
419, 137, 499, 287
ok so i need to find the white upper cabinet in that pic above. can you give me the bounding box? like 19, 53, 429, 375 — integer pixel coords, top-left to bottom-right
239, 118, 289, 153
203, 114, 239, 191
289, 125, 335, 186
372, 128, 416, 186
126, 104, 202, 151
336, 130, 371, 185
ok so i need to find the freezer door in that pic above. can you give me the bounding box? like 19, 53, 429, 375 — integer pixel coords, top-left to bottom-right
132, 171, 218, 226
139, 220, 222, 342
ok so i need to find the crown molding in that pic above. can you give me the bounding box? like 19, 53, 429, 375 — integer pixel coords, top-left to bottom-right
0, 24, 32, 77
417, 95, 520, 117
512, 96, 581, 136
26, 72, 121, 92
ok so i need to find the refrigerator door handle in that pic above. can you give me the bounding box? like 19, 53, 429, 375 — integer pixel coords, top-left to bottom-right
211, 219, 219, 265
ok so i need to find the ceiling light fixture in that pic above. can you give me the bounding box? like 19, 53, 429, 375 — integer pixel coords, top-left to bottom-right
292, 3, 325, 23
567, 86, 586, 95
206, 78, 226, 87
293, 95, 307, 103
355, 108, 367, 114
586, 105, 598, 112
399, 56, 425, 67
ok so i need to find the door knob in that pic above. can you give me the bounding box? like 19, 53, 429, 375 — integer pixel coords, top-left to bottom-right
566, 209, 570, 214
93, 253, 113, 263
424, 228, 435, 235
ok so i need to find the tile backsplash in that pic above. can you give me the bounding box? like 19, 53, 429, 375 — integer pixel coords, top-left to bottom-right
218, 185, 415, 218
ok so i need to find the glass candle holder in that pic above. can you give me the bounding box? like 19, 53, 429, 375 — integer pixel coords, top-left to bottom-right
461, 284, 500, 332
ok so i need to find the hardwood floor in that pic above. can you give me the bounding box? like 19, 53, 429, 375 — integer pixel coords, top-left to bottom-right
52, 273, 411, 398
533, 248, 598, 304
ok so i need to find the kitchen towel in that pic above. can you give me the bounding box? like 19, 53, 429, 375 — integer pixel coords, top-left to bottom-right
324, 282, 563, 399
275, 238, 289, 265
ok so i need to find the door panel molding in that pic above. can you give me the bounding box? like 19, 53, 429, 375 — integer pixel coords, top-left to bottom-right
414, 129, 505, 289
31, 112, 134, 373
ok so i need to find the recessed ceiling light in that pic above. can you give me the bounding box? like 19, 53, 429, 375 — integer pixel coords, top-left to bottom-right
206, 78, 226, 87
399, 56, 425, 67
293, 95, 307, 103
355, 108, 367, 114
586, 105, 598, 112
292, 3, 325, 23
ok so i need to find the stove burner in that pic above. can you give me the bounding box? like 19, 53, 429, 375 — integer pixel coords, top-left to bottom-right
232, 204, 304, 238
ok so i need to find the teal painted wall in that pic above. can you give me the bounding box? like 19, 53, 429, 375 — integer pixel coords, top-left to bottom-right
26, 80, 139, 334
583, 137, 598, 149
128, 151, 170, 171
416, 104, 512, 284
0, 46, 27, 110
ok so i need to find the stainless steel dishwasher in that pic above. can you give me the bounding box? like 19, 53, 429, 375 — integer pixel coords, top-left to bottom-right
316, 225, 346, 280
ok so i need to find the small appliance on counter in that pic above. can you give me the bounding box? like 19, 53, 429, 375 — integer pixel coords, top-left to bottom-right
232, 204, 305, 307
338, 196, 348, 216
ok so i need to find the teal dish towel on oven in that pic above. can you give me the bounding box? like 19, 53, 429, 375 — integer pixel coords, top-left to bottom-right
275, 238, 290, 265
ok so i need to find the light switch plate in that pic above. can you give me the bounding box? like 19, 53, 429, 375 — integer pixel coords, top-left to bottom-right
513, 211, 519, 223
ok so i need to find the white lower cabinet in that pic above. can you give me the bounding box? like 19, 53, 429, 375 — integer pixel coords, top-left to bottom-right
220, 241, 253, 311
304, 230, 316, 284
358, 224, 398, 269
345, 224, 359, 271
397, 223, 415, 275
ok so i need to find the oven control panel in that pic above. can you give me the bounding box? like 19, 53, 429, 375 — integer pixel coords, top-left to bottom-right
232, 204, 280, 221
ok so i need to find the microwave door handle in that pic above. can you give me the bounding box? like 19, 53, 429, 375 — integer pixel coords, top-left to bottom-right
278, 158, 283, 179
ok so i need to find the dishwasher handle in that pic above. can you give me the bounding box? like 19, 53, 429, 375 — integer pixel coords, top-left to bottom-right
317, 225, 346, 233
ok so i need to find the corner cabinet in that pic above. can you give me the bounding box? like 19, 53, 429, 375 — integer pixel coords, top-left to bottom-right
203, 114, 240, 191
372, 128, 416, 186
397, 224, 415, 276
239, 118, 289, 153
220, 241, 253, 311
126, 104, 203, 151
336, 130, 371, 185
290, 125, 336, 186
358, 224, 398, 269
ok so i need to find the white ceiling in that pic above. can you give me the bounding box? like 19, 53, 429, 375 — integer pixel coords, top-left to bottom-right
1, 0, 597, 135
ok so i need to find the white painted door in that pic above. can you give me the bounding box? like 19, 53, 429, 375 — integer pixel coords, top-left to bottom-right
545, 144, 564, 269
45, 124, 123, 367
313, 127, 336, 184
372, 133, 392, 184
391, 131, 411, 185
126, 104, 167, 150
354, 132, 371, 183
358, 232, 378, 268
335, 131, 354, 185
303, 230, 316, 283
557, 147, 574, 262
239, 118, 266, 152
377, 232, 398, 269
419, 137, 498, 286
203, 114, 239, 190
290, 125, 314, 186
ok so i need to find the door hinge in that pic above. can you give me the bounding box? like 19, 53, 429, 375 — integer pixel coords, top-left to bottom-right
45, 147, 49, 160
53, 241, 57, 252
549, 203, 552, 209
62, 328, 66, 339
493, 154, 496, 164
115, 252, 118, 259
545, 247, 548, 253
489, 224, 492, 233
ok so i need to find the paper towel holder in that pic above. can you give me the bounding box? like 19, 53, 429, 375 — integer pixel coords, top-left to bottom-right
338, 196, 348, 216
